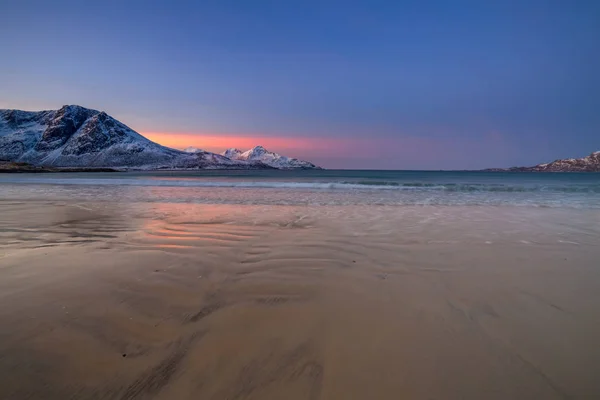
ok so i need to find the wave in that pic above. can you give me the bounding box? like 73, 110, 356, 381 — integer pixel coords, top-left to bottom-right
2, 176, 600, 193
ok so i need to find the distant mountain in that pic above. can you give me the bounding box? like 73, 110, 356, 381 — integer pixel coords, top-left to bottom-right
0, 106, 318, 170
222, 148, 243, 159
222, 146, 320, 169
487, 151, 600, 172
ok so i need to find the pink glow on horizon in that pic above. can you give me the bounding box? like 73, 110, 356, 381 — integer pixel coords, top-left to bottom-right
143, 132, 320, 153
143, 131, 514, 169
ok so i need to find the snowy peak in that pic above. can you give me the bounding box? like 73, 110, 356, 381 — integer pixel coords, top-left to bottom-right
0, 109, 54, 130
33, 105, 153, 158
243, 145, 268, 158
240, 146, 271, 161
489, 151, 600, 172
523, 151, 600, 172
0, 105, 320, 170
183, 146, 203, 153
35, 105, 94, 151
222, 148, 243, 159
551, 151, 599, 172
222, 145, 320, 169
1, 105, 171, 167
0, 105, 268, 169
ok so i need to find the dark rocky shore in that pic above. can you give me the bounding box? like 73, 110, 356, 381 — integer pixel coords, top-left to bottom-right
0, 161, 118, 173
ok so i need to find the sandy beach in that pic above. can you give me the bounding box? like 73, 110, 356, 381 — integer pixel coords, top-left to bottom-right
4, 0, 600, 397
1, 196, 599, 400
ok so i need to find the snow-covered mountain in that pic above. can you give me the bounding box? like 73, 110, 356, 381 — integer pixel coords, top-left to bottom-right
0, 106, 317, 170
487, 151, 600, 172
222, 148, 243, 159
532, 151, 600, 172
221, 146, 320, 169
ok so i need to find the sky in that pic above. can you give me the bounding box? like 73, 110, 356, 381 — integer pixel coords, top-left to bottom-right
1, 0, 599, 169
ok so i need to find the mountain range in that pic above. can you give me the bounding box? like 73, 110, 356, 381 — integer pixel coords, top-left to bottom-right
0, 105, 320, 170
221, 146, 318, 169
487, 151, 600, 172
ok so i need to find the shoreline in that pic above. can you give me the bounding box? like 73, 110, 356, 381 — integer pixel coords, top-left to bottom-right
0, 199, 599, 399
3, 160, 600, 174
0, 161, 119, 173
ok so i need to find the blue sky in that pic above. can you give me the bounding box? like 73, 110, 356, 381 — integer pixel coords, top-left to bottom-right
1, 0, 599, 169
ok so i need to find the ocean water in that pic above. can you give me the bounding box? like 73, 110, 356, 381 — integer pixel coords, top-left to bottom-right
1, 170, 600, 208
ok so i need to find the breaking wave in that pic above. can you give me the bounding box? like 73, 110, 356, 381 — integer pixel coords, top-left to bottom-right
2, 176, 600, 193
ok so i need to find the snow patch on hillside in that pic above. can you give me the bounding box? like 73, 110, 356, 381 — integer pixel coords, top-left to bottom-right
221, 145, 320, 169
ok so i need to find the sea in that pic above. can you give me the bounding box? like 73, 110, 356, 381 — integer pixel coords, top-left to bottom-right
1, 170, 599, 208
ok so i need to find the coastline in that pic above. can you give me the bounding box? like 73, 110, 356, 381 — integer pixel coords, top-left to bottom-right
0, 161, 119, 173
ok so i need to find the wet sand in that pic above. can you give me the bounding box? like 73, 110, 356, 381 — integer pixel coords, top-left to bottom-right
1, 200, 600, 399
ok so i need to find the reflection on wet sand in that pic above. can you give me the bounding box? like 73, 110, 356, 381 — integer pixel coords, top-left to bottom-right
1, 200, 600, 399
